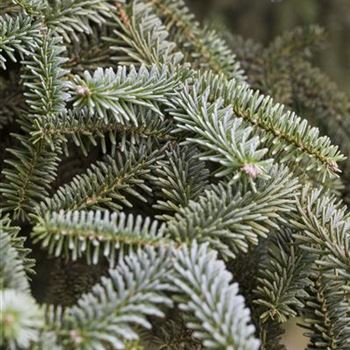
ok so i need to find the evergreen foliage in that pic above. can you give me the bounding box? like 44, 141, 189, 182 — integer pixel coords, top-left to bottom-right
0, 13, 40, 69
0, 0, 349, 349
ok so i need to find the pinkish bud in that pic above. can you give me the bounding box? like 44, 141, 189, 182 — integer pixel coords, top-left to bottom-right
328, 160, 340, 173
241, 163, 262, 179
75, 85, 90, 96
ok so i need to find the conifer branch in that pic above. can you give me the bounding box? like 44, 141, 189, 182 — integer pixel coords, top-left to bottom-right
291, 59, 350, 156
0, 212, 35, 275
258, 320, 286, 350
0, 32, 68, 220
69, 64, 187, 120
58, 247, 173, 349
166, 166, 300, 259
301, 272, 350, 350
43, 0, 113, 42
22, 33, 70, 119
10, 0, 47, 15
0, 2, 349, 349
0, 229, 29, 291
0, 289, 44, 350
152, 144, 209, 219
172, 242, 260, 349
191, 72, 345, 178
260, 26, 325, 104
171, 83, 272, 183
292, 188, 350, 291
144, 0, 245, 80
0, 13, 40, 69
31, 107, 174, 153
32, 210, 168, 264
0, 118, 62, 220
38, 142, 164, 213
0, 213, 42, 350
106, 0, 183, 66
254, 228, 312, 323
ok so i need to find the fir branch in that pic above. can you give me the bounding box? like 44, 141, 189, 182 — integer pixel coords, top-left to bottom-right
292, 188, 350, 292
254, 228, 312, 323
21, 32, 70, 119
69, 64, 188, 120
32, 209, 168, 264
166, 166, 300, 259
0, 118, 62, 220
152, 144, 209, 220
260, 26, 325, 104
0, 230, 29, 291
0, 13, 40, 69
106, 0, 183, 66
0, 212, 35, 275
0, 32, 70, 220
10, 0, 47, 15
301, 272, 350, 350
290, 59, 350, 157
191, 72, 345, 178
38, 142, 164, 213
43, 0, 113, 43
144, 0, 245, 80
31, 106, 174, 154
0, 289, 44, 350
0, 1, 19, 14
29, 331, 63, 350
223, 34, 263, 90
171, 83, 272, 184
172, 242, 260, 349
59, 247, 173, 349
258, 320, 286, 350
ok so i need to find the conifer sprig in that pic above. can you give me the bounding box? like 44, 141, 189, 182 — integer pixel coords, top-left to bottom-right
192, 73, 345, 178
32, 210, 167, 264
0, 213, 43, 350
59, 247, 173, 349
107, 0, 183, 66
171, 84, 272, 182
0, 32, 68, 220
173, 242, 260, 349
292, 188, 350, 291
0, 289, 44, 350
152, 144, 210, 219
254, 229, 312, 324
0, 13, 40, 69
144, 0, 245, 80
22, 32, 70, 119
302, 272, 350, 349
10, 0, 47, 15
0, 117, 62, 220
38, 142, 164, 213
1, 1, 350, 349
0, 230, 29, 291
166, 166, 300, 259
0, 213, 35, 275
44, 0, 112, 42
15, 0, 114, 42
69, 64, 187, 120
31, 107, 174, 154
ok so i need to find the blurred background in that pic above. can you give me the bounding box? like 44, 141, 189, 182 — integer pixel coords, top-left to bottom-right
185, 1, 350, 349
187, 0, 350, 93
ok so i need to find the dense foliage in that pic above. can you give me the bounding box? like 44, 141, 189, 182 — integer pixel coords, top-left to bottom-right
0, 0, 349, 349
